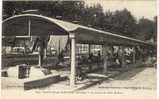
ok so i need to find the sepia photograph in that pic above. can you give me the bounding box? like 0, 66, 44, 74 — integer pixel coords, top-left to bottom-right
1, 0, 157, 99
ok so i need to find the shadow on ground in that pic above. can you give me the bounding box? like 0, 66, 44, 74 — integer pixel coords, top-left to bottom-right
76, 67, 147, 90
113, 67, 146, 80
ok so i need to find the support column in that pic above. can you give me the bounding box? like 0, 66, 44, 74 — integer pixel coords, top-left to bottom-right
44, 39, 48, 59
103, 44, 109, 74
142, 46, 146, 62
88, 44, 91, 55
69, 33, 76, 87
58, 40, 61, 55
120, 46, 126, 68
38, 38, 46, 67
44, 47, 47, 59
38, 46, 42, 67
88, 44, 92, 71
132, 46, 136, 64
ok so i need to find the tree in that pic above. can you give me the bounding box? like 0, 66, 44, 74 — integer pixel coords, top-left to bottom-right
3, 1, 157, 42
152, 16, 157, 42
109, 8, 137, 37
136, 17, 155, 40
80, 3, 104, 28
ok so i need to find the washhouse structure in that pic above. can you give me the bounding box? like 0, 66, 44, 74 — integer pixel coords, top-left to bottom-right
2, 14, 156, 87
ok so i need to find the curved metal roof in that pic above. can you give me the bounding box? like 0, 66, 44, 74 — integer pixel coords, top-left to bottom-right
2, 14, 155, 46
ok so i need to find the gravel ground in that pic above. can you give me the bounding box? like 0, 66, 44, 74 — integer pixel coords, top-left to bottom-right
2, 67, 156, 99
83, 67, 156, 99
87, 67, 156, 90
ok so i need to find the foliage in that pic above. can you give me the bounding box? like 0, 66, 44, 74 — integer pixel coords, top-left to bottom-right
3, 1, 157, 42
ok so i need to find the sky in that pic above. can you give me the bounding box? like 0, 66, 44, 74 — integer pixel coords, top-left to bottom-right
84, 0, 157, 20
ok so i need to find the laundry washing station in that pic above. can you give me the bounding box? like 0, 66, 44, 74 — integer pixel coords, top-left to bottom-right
2, 13, 156, 90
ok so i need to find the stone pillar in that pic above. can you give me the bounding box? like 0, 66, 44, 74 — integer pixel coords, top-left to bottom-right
88, 44, 92, 71
88, 44, 91, 55
38, 46, 42, 67
58, 40, 61, 56
132, 47, 136, 64
38, 39, 46, 67
44, 47, 47, 59
103, 44, 109, 74
120, 46, 126, 68
69, 33, 76, 87
44, 39, 48, 59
